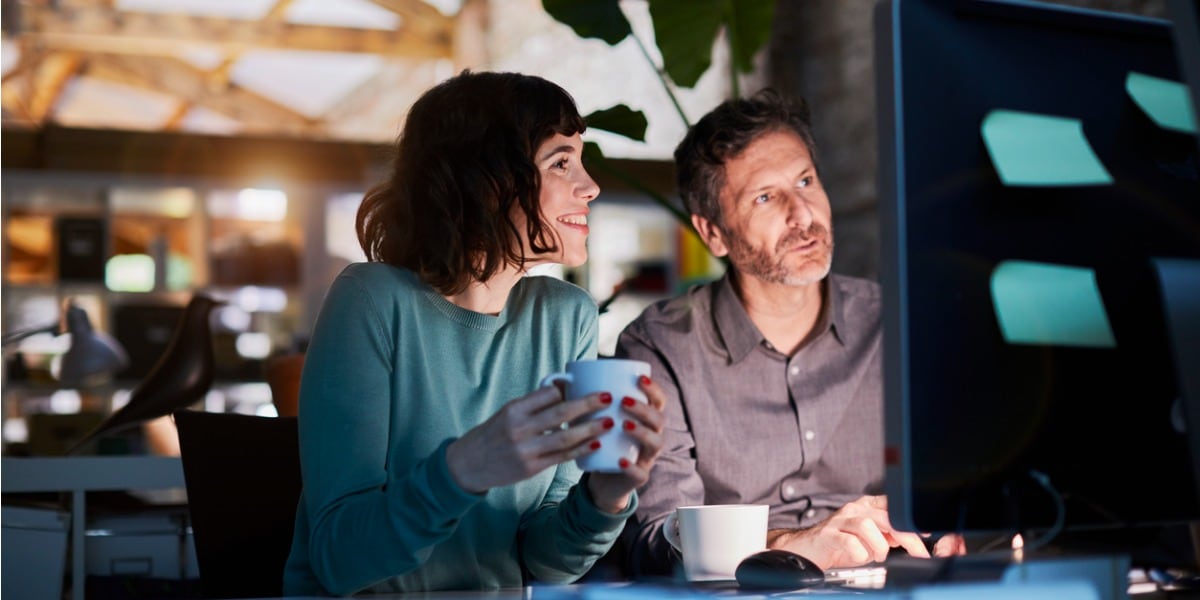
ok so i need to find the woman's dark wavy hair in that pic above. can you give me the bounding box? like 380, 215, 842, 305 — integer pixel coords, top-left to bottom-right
356, 70, 586, 295
674, 88, 820, 229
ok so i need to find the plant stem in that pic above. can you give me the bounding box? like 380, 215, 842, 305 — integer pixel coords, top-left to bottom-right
630, 30, 691, 129
725, 2, 741, 98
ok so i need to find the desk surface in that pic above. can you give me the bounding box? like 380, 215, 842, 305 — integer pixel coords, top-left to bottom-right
227, 577, 1169, 600
1, 455, 184, 493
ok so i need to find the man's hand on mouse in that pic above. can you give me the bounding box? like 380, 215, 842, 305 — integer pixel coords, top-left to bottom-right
765, 495, 964, 570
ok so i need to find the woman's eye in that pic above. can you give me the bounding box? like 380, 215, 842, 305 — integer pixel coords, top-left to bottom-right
553, 158, 569, 170
798, 176, 813, 188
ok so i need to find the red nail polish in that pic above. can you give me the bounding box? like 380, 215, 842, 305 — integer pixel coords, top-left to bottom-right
619, 458, 630, 469
622, 397, 636, 407
602, 417, 615, 430
639, 375, 651, 386
623, 420, 636, 431
590, 440, 602, 450
599, 393, 612, 404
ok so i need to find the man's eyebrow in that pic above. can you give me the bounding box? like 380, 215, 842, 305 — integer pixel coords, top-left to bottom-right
538, 145, 576, 161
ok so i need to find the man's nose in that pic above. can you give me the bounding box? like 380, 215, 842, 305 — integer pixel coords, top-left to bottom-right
785, 192, 814, 229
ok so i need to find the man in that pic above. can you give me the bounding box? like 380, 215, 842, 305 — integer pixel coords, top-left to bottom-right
614, 89, 962, 576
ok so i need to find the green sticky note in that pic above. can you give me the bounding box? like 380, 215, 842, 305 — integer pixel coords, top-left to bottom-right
981, 110, 1113, 186
990, 260, 1116, 348
1126, 71, 1198, 134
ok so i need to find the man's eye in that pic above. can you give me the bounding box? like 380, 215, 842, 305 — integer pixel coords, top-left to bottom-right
754, 193, 770, 204
798, 176, 813, 188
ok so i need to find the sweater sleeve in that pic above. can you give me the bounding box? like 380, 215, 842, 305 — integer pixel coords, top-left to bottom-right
297, 271, 483, 596
519, 468, 637, 583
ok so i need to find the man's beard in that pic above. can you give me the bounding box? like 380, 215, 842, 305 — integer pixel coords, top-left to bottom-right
726, 222, 834, 286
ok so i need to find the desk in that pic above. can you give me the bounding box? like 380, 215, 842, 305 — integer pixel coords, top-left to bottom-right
234, 578, 1151, 600
1, 456, 186, 600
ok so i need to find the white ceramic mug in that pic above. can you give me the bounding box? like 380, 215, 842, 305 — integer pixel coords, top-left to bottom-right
663, 504, 769, 581
539, 358, 650, 473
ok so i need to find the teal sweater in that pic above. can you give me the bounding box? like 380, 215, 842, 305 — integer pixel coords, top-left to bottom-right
282, 263, 634, 595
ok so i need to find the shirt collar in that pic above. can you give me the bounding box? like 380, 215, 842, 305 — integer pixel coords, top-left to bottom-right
712, 272, 849, 363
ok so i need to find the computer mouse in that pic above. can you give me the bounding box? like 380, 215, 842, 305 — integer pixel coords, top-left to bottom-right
735, 549, 826, 590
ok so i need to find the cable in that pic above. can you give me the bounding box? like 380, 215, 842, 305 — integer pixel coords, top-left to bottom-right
1021, 469, 1066, 553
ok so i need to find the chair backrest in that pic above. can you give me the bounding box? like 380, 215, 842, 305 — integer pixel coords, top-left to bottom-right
174, 409, 301, 599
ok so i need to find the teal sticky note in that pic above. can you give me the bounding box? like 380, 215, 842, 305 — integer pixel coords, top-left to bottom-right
990, 260, 1116, 348
981, 110, 1113, 186
1126, 71, 1198, 134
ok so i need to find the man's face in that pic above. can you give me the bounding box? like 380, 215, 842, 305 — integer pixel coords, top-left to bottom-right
693, 129, 834, 287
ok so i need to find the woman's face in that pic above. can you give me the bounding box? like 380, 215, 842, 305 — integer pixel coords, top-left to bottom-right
524, 132, 600, 268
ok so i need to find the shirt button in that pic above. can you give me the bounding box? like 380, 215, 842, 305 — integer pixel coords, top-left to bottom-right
804, 430, 815, 441
789, 365, 800, 376
806, 509, 816, 518
782, 484, 804, 501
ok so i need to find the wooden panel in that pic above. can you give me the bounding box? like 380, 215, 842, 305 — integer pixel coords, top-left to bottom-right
1, 126, 676, 194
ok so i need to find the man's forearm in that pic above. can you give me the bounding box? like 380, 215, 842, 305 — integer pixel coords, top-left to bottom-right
767, 528, 800, 549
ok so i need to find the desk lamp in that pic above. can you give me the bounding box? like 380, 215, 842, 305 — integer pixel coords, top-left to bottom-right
2, 299, 130, 386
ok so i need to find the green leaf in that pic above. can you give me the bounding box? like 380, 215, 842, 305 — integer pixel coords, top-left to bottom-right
584, 105, 648, 142
648, 0, 723, 88
582, 140, 607, 164
728, 0, 775, 74
542, 0, 632, 46
648, 0, 775, 88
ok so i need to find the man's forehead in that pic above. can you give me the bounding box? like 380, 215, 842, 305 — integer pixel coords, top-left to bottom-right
723, 132, 813, 192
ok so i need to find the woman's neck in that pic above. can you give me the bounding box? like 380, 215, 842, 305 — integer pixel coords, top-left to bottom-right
443, 268, 524, 316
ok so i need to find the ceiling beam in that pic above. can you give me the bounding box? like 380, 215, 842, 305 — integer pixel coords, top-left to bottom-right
21, 4, 452, 59
82, 53, 321, 135
29, 51, 84, 123
0, 43, 42, 121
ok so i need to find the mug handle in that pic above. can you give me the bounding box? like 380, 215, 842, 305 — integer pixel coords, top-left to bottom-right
539, 372, 573, 391
662, 511, 682, 553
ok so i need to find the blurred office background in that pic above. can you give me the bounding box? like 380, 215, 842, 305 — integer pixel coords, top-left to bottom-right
0, 0, 1165, 454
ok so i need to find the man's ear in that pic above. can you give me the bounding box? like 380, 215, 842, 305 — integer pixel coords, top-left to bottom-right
691, 214, 730, 257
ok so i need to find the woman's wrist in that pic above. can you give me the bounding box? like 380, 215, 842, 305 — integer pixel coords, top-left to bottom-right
445, 438, 487, 495
584, 475, 631, 514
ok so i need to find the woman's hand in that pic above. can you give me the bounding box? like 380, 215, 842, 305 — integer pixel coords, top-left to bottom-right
446, 385, 613, 494
586, 375, 667, 513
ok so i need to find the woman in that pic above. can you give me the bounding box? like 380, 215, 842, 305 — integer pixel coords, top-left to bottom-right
282, 71, 667, 595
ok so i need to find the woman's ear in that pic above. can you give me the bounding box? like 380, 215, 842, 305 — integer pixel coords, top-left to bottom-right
691, 214, 730, 258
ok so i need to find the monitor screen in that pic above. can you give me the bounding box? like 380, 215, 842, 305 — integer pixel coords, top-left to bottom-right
875, 0, 1200, 539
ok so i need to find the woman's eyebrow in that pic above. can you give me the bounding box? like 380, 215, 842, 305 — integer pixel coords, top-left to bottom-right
537, 145, 576, 161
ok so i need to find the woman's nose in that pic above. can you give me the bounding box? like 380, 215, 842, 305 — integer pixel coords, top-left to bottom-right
579, 169, 600, 202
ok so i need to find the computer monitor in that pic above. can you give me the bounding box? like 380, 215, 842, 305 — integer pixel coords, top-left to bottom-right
875, 0, 1200, 545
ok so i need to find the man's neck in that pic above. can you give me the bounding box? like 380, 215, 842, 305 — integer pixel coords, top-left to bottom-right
732, 271, 826, 356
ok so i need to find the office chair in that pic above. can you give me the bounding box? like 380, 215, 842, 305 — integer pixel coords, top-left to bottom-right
173, 410, 301, 599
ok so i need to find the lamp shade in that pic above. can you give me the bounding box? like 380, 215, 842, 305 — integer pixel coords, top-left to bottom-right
57, 302, 129, 386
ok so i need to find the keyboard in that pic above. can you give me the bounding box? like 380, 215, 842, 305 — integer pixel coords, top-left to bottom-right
825, 565, 889, 589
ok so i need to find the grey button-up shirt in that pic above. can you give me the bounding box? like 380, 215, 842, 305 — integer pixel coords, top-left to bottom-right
613, 272, 884, 576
